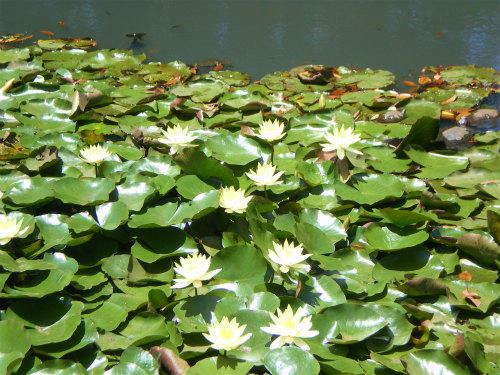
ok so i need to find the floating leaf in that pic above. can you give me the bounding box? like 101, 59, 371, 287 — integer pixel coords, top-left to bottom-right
187, 356, 253, 375
0, 319, 30, 375
401, 349, 471, 375
52, 178, 115, 206
365, 224, 429, 251
263, 347, 320, 375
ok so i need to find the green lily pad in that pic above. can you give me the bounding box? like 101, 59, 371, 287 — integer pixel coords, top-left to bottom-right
170, 79, 225, 103
263, 347, 320, 375
34, 320, 98, 358
28, 360, 89, 375
439, 65, 500, 85
5, 295, 83, 345
105, 346, 159, 375
3, 177, 54, 206
196, 70, 251, 86
335, 174, 404, 205
337, 68, 394, 89
405, 146, 469, 178
38, 38, 97, 50
187, 356, 253, 375
0, 319, 30, 375
114, 312, 170, 346
323, 304, 387, 343
401, 349, 471, 375
3, 252, 78, 297
206, 134, 269, 165
365, 224, 429, 251
95, 201, 129, 230
372, 247, 443, 282
139, 61, 191, 83
211, 246, 267, 296
52, 178, 115, 206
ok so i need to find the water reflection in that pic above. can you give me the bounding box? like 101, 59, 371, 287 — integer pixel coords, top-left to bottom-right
0, 0, 498, 80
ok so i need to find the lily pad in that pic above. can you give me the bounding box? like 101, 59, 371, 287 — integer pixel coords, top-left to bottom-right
337, 68, 394, 89
263, 347, 320, 375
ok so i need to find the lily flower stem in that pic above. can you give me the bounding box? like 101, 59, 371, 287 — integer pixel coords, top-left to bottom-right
264, 186, 268, 200
269, 271, 274, 284
194, 288, 198, 296
94, 163, 98, 178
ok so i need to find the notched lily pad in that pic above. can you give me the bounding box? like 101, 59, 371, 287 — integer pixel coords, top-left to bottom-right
337, 67, 395, 89
38, 38, 97, 50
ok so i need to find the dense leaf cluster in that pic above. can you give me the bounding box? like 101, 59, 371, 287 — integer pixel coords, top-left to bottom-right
0, 43, 500, 375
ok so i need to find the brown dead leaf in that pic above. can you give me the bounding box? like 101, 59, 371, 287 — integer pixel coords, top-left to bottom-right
150, 346, 190, 375
145, 86, 165, 94
440, 94, 457, 105
418, 76, 431, 85
58, 21, 65, 27
462, 288, 481, 307
353, 108, 362, 121
196, 110, 203, 122
295, 279, 302, 298
402, 80, 418, 88
212, 63, 224, 71
459, 270, 472, 282
40, 30, 55, 36
446, 332, 465, 358
316, 150, 337, 162
240, 125, 254, 136
170, 97, 183, 110
164, 75, 182, 86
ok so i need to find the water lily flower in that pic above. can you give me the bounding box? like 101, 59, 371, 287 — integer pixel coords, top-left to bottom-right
219, 186, 252, 214
171, 253, 221, 289
203, 313, 252, 351
320, 125, 362, 160
158, 124, 197, 154
261, 305, 319, 350
268, 239, 311, 274
0, 214, 29, 246
256, 119, 286, 142
246, 162, 284, 187
79, 144, 112, 164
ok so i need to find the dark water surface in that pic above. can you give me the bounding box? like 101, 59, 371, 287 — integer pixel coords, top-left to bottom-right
1, 0, 499, 82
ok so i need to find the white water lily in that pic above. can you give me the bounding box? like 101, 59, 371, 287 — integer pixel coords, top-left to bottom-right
203, 313, 252, 351
0, 214, 29, 246
320, 125, 362, 160
79, 144, 112, 164
158, 124, 197, 154
256, 119, 286, 142
261, 305, 319, 350
219, 186, 252, 214
171, 253, 221, 289
246, 162, 284, 187
268, 239, 311, 274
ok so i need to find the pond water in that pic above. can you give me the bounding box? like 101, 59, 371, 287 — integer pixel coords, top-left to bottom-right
1, 0, 499, 83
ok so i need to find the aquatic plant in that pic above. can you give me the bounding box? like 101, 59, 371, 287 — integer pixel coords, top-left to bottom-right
0, 40, 499, 375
